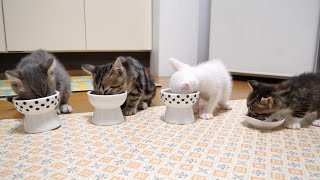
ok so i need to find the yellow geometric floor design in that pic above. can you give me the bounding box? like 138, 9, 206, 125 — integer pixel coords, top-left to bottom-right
0, 76, 93, 97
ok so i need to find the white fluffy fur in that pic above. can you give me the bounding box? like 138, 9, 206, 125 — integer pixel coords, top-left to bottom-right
169, 58, 232, 119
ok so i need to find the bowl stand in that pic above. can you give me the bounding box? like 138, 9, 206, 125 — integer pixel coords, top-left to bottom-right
24, 110, 61, 133
164, 106, 195, 125
92, 107, 125, 125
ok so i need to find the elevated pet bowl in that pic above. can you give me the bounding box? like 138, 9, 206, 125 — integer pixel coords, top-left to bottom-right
87, 91, 127, 125
13, 91, 61, 133
160, 88, 199, 124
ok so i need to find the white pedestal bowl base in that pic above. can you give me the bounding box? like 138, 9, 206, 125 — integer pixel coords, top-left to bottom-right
164, 106, 195, 125
92, 107, 125, 126
24, 110, 61, 133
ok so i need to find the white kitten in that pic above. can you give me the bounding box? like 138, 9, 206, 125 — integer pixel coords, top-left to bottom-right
169, 58, 232, 120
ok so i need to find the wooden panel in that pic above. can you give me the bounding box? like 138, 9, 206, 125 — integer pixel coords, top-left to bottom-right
85, 0, 151, 51
3, 0, 86, 51
0, 0, 6, 52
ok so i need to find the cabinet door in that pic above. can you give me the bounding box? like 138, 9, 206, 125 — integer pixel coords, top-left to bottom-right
0, 0, 6, 52
3, 0, 86, 51
210, 0, 320, 77
85, 0, 151, 51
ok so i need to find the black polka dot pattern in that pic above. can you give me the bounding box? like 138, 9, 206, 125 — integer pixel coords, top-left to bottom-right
160, 90, 199, 106
12, 92, 60, 114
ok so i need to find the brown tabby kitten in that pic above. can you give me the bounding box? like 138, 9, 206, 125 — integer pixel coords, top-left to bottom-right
82, 56, 156, 116
247, 73, 320, 129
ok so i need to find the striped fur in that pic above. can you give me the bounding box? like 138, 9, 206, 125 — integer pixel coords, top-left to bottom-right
82, 56, 156, 116
247, 73, 320, 122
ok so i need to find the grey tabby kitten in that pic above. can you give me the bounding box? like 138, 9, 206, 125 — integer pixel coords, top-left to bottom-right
5, 49, 72, 114
82, 56, 156, 116
247, 72, 320, 129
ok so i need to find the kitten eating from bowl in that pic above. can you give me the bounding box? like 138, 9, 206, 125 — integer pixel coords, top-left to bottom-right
246, 73, 320, 129
81, 56, 156, 116
168, 58, 232, 120
5, 49, 72, 114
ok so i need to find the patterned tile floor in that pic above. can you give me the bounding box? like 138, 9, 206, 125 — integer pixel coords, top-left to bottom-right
0, 100, 319, 179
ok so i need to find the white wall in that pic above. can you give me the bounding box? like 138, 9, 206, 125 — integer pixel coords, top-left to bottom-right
210, 0, 320, 77
151, 0, 211, 76
0, 0, 6, 52
197, 0, 211, 63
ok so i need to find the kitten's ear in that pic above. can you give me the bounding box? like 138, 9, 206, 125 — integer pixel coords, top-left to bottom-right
112, 58, 124, 75
40, 58, 56, 76
168, 58, 190, 71
261, 97, 274, 109
5, 70, 23, 87
248, 80, 259, 90
82, 64, 96, 75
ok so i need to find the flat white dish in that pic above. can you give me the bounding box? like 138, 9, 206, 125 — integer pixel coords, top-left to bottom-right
87, 91, 127, 125
245, 115, 285, 129
160, 88, 199, 125
12, 91, 61, 133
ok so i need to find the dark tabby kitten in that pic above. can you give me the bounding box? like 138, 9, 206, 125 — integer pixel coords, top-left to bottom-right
247, 72, 320, 129
82, 56, 156, 116
5, 49, 72, 114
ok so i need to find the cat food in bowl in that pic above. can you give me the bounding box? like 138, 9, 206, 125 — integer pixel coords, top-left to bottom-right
12, 91, 61, 133
244, 115, 285, 129
160, 88, 200, 124
87, 91, 127, 125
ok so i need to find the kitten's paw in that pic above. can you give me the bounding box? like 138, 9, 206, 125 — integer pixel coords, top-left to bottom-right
311, 119, 320, 127
200, 113, 214, 120
138, 102, 148, 110
284, 122, 301, 129
123, 107, 137, 116
60, 104, 72, 114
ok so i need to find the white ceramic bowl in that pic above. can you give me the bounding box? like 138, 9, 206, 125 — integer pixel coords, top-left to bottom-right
87, 91, 127, 125
160, 88, 200, 124
245, 115, 285, 129
12, 91, 61, 133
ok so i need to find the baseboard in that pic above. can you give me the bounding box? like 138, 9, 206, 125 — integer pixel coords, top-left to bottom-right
0, 51, 151, 73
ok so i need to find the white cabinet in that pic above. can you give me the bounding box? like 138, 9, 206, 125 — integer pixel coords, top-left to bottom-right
85, 0, 151, 51
0, 0, 6, 52
3, 0, 86, 51
210, 0, 320, 77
